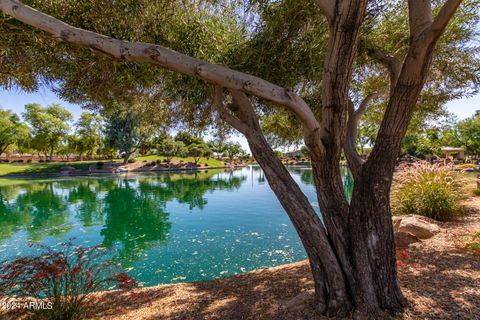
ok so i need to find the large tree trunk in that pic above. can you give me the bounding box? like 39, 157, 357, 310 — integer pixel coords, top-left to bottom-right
348, 170, 405, 316
246, 129, 353, 315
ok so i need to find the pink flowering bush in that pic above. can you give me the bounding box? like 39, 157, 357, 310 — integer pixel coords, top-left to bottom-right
0, 239, 137, 320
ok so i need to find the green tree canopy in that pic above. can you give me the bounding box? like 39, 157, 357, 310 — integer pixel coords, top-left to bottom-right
0, 108, 30, 155
187, 142, 212, 165
75, 112, 103, 158
22, 103, 72, 160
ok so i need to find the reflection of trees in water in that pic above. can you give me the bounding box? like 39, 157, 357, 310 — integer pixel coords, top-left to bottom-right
0, 185, 31, 241
68, 180, 105, 227
100, 179, 171, 265
0, 170, 247, 263
289, 167, 353, 200
0, 183, 72, 241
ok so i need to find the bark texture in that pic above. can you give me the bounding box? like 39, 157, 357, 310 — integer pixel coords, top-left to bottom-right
0, 0, 464, 318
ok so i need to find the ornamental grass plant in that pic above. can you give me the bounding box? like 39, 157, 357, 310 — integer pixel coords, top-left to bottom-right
391, 161, 467, 221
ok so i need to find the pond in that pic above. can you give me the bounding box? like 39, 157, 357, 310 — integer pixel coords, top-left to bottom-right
0, 166, 352, 287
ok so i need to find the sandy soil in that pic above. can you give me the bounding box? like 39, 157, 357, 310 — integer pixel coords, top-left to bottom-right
86, 198, 480, 320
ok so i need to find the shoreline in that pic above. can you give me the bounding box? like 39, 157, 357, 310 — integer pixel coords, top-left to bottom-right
0, 163, 321, 180
0, 164, 248, 180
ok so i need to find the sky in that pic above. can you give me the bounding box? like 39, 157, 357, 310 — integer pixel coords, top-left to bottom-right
1, 87, 479, 153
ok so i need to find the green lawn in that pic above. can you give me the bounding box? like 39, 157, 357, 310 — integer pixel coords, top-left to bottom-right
0, 156, 225, 177
0, 161, 96, 177
136, 155, 225, 167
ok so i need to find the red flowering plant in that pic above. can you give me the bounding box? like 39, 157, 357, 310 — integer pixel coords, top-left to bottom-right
396, 249, 410, 268
0, 239, 137, 320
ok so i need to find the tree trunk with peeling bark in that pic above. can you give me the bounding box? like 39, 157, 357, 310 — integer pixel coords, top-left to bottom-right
0, 0, 464, 318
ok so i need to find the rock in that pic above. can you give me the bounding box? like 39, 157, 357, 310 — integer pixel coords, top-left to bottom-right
393, 214, 440, 248
395, 231, 420, 248
392, 216, 402, 232
397, 215, 440, 239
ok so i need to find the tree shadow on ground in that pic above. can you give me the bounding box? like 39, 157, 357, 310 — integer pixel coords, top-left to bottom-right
92, 261, 326, 320
398, 241, 480, 319
91, 211, 480, 320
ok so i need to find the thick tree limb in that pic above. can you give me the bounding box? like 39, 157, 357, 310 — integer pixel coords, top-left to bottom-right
428, 0, 463, 39
213, 86, 249, 134
344, 100, 364, 178
368, 1, 463, 179
355, 90, 388, 119
367, 49, 402, 88
0, 0, 321, 134
314, 0, 336, 23
224, 89, 353, 313
344, 90, 388, 178
407, 0, 433, 38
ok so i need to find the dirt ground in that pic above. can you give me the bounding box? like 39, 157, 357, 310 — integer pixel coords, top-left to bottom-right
87, 198, 480, 320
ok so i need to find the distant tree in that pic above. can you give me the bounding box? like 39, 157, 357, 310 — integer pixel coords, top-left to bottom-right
76, 112, 103, 159
23, 104, 72, 160
157, 136, 187, 160
187, 143, 212, 165
222, 142, 244, 162
457, 113, 480, 155
0, 108, 29, 155
207, 139, 226, 159
174, 131, 203, 146
104, 111, 141, 164
103, 98, 166, 164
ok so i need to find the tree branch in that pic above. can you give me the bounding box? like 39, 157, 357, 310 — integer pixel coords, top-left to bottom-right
407, 0, 433, 38
212, 86, 249, 134
343, 90, 387, 177
367, 49, 402, 88
314, 0, 336, 23
0, 0, 321, 133
355, 89, 388, 119
428, 0, 463, 40
344, 100, 363, 178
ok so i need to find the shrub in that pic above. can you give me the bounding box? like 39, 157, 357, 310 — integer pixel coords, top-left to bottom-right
391, 161, 466, 221
27, 159, 32, 163
156, 160, 161, 164
127, 159, 136, 163
0, 240, 137, 320
38, 159, 45, 163
464, 232, 480, 255
150, 161, 156, 166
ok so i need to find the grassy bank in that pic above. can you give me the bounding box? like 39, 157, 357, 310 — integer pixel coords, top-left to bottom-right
0, 156, 225, 177
136, 155, 224, 167
0, 161, 94, 176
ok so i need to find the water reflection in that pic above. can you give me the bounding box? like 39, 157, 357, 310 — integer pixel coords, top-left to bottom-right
0, 166, 353, 285
0, 169, 245, 264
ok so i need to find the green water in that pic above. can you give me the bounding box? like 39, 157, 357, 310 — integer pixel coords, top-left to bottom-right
0, 166, 352, 287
